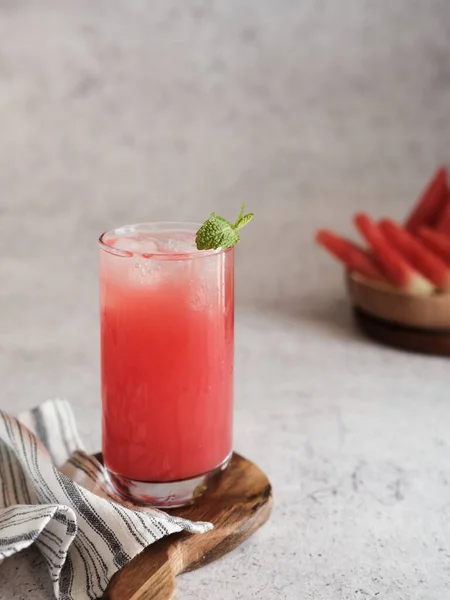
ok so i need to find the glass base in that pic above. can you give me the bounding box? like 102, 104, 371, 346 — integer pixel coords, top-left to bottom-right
106, 453, 232, 508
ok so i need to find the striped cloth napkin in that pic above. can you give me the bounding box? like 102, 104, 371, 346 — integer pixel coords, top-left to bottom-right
0, 399, 212, 600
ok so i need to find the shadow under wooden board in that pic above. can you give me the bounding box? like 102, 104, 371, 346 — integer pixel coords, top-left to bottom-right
99, 453, 273, 600
353, 309, 450, 356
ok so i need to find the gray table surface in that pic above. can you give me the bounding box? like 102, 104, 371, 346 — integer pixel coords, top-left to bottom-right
1, 1, 450, 598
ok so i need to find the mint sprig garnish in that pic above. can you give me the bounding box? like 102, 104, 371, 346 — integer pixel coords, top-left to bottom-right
195, 203, 254, 250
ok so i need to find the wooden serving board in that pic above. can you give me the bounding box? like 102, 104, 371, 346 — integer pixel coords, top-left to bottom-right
101, 453, 273, 600
353, 308, 450, 356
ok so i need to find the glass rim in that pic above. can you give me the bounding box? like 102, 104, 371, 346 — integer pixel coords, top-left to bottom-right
98, 221, 233, 260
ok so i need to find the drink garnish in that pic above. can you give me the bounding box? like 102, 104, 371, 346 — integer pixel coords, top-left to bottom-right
195, 203, 254, 250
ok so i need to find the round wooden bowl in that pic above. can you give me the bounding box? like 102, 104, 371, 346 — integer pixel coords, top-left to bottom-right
347, 272, 450, 355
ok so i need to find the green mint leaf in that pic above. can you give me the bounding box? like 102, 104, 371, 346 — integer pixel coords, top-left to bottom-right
195, 214, 239, 250
234, 203, 246, 228
235, 212, 254, 230
211, 213, 235, 229
196, 205, 253, 250
234, 203, 254, 230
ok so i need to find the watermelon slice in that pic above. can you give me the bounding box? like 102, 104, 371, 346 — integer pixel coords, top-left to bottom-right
315, 229, 386, 282
435, 196, 450, 236
354, 213, 434, 295
404, 167, 448, 233
379, 218, 450, 291
418, 227, 450, 266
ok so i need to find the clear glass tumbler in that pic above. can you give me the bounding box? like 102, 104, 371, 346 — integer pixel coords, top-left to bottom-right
99, 223, 234, 507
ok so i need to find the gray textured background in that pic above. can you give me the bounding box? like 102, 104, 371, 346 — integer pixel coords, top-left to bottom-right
1, 1, 450, 599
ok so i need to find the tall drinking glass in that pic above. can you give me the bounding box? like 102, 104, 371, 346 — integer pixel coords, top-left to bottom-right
99, 223, 234, 507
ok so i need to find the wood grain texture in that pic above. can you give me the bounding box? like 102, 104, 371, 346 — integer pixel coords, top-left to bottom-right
101, 453, 273, 600
353, 309, 450, 355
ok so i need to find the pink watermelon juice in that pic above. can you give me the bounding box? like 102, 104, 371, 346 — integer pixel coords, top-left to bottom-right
99, 223, 234, 491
